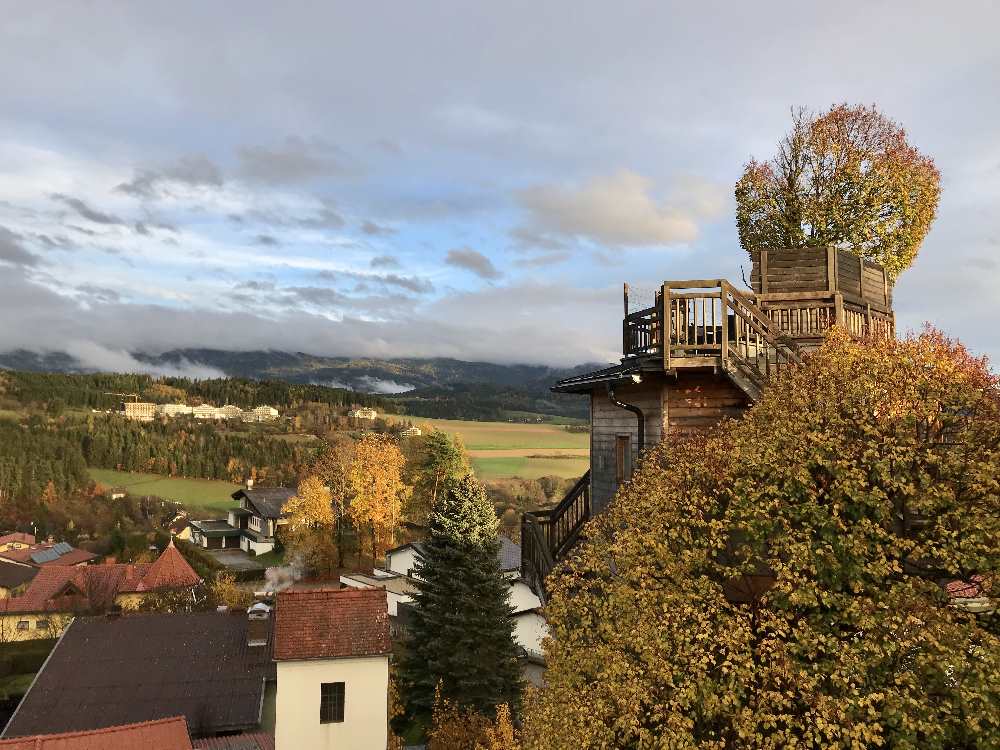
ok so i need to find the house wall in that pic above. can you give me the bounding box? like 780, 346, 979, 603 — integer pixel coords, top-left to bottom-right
275, 655, 389, 750
590, 377, 666, 514
508, 581, 541, 613
588, 371, 750, 513
512, 611, 548, 656
0, 612, 70, 641
385, 547, 421, 578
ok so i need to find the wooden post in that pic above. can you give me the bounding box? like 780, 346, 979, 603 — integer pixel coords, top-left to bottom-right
858, 255, 866, 300
759, 250, 769, 295
826, 246, 836, 293
865, 303, 872, 336
834, 292, 844, 327
662, 283, 671, 372
720, 281, 729, 364
622, 283, 630, 354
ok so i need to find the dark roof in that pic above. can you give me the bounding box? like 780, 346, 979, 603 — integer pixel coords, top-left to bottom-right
0, 717, 193, 750
0, 562, 36, 590
551, 359, 642, 394
0, 716, 191, 750
232, 488, 295, 520
274, 588, 390, 661
3, 612, 273, 739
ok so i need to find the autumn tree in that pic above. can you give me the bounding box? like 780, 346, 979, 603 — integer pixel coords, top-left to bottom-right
525, 329, 1000, 749
209, 571, 254, 610
348, 433, 408, 565
307, 435, 355, 566
281, 475, 338, 577
398, 475, 521, 731
407, 429, 470, 526
735, 104, 941, 278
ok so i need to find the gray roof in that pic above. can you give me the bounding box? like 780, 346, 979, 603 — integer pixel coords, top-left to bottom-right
551, 359, 642, 393
233, 488, 295, 520
3, 612, 273, 738
0, 561, 37, 590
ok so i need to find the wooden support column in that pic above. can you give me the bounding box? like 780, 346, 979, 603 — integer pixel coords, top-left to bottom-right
865, 303, 872, 336
858, 255, 866, 300
826, 246, 836, 292
759, 250, 769, 295
662, 283, 671, 371
622, 283, 629, 354
834, 292, 844, 327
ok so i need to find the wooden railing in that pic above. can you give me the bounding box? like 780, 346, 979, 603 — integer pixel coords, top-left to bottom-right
623, 282, 895, 361
520, 470, 591, 598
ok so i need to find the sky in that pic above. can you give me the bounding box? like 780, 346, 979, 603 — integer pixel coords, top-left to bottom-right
1, 1, 998, 375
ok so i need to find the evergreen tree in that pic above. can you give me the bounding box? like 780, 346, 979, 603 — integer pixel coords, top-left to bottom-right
399, 474, 522, 729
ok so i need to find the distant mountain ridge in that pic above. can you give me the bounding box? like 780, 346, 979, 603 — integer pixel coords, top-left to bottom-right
0, 348, 607, 419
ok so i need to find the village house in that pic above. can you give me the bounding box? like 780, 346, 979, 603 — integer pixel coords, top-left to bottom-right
0, 541, 97, 570
189, 486, 293, 555
2, 608, 276, 742
348, 407, 378, 420
157, 403, 194, 417
0, 534, 34, 553
399, 426, 422, 437
0, 565, 35, 600
273, 588, 391, 750
0, 541, 201, 641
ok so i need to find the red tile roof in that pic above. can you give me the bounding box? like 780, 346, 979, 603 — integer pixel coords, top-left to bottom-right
0, 716, 192, 749
134, 540, 201, 591
0, 544, 200, 614
946, 574, 987, 598
274, 587, 391, 661
193, 733, 274, 749
0, 533, 35, 547
0, 544, 97, 568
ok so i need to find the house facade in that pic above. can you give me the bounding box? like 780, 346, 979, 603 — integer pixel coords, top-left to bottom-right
189, 487, 293, 555
273, 588, 391, 750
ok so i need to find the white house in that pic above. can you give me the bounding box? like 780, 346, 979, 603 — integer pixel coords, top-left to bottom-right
157, 403, 194, 417
385, 535, 523, 580
192, 404, 219, 419
339, 571, 417, 617
348, 407, 378, 420
273, 588, 391, 750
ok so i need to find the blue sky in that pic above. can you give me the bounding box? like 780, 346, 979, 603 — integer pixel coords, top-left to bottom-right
1, 1, 998, 373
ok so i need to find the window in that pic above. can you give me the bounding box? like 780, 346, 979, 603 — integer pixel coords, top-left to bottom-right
36, 619, 50, 630
16, 620, 29, 631
320, 682, 345, 723
615, 435, 631, 485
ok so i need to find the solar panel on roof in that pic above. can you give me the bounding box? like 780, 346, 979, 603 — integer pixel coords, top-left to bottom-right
31, 548, 60, 564
53, 542, 73, 555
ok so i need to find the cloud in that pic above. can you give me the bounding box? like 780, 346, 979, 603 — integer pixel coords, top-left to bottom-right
237, 136, 353, 184
445, 247, 502, 280
62, 340, 226, 378
360, 220, 396, 236
356, 376, 415, 394
0, 227, 40, 267
381, 273, 434, 294
255, 234, 280, 246
370, 254, 400, 269
516, 170, 727, 247
116, 155, 224, 199
50, 193, 126, 226
75, 283, 121, 303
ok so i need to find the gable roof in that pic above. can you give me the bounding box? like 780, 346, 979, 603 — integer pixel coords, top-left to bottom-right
0, 562, 36, 591
0, 542, 97, 569
274, 588, 390, 661
3, 612, 272, 739
0, 544, 200, 615
232, 488, 295, 520
0, 716, 192, 750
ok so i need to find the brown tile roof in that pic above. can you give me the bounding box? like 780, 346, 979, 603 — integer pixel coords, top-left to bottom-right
193, 733, 274, 750
0, 716, 193, 749
274, 587, 391, 661
0, 544, 200, 614
0, 543, 97, 568
3, 612, 273, 738
131, 540, 201, 591
0, 533, 35, 547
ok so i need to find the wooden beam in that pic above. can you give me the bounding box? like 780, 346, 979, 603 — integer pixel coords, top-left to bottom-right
760, 251, 769, 295
826, 246, 836, 292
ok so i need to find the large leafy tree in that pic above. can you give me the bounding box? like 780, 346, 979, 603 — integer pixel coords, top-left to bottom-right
525, 329, 1000, 749
407, 429, 471, 526
281, 475, 338, 576
398, 474, 522, 729
735, 104, 941, 278
348, 433, 408, 563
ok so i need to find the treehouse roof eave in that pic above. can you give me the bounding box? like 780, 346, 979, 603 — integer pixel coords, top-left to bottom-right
551, 359, 645, 394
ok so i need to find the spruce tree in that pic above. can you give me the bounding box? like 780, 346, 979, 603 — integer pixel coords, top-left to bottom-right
398, 474, 522, 728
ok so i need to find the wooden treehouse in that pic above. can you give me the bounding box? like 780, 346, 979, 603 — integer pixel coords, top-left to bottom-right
521, 246, 895, 598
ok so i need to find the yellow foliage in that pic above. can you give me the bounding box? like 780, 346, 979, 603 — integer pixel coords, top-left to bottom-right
348, 433, 408, 560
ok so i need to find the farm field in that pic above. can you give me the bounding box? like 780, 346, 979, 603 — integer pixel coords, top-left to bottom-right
403, 418, 590, 479
88, 468, 240, 516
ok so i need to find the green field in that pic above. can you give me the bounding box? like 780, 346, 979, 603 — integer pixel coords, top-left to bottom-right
400, 417, 590, 479
88, 468, 240, 516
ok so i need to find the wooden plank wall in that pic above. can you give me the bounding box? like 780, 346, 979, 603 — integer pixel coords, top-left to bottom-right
589, 379, 665, 515
750, 247, 891, 311
759, 247, 827, 293
666, 371, 750, 437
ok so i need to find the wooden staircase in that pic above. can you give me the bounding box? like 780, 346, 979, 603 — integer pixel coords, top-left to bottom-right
520, 470, 590, 600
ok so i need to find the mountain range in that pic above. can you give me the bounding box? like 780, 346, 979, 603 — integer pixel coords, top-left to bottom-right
0, 348, 607, 420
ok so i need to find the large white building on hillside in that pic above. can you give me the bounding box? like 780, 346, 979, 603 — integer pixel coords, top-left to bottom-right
348, 407, 378, 420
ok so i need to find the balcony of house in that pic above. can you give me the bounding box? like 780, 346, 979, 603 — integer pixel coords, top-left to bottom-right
623, 247, 895, 370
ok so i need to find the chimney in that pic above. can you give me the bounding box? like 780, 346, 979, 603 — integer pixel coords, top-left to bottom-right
246, 477, 255, 490
247, 602, 271, 647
